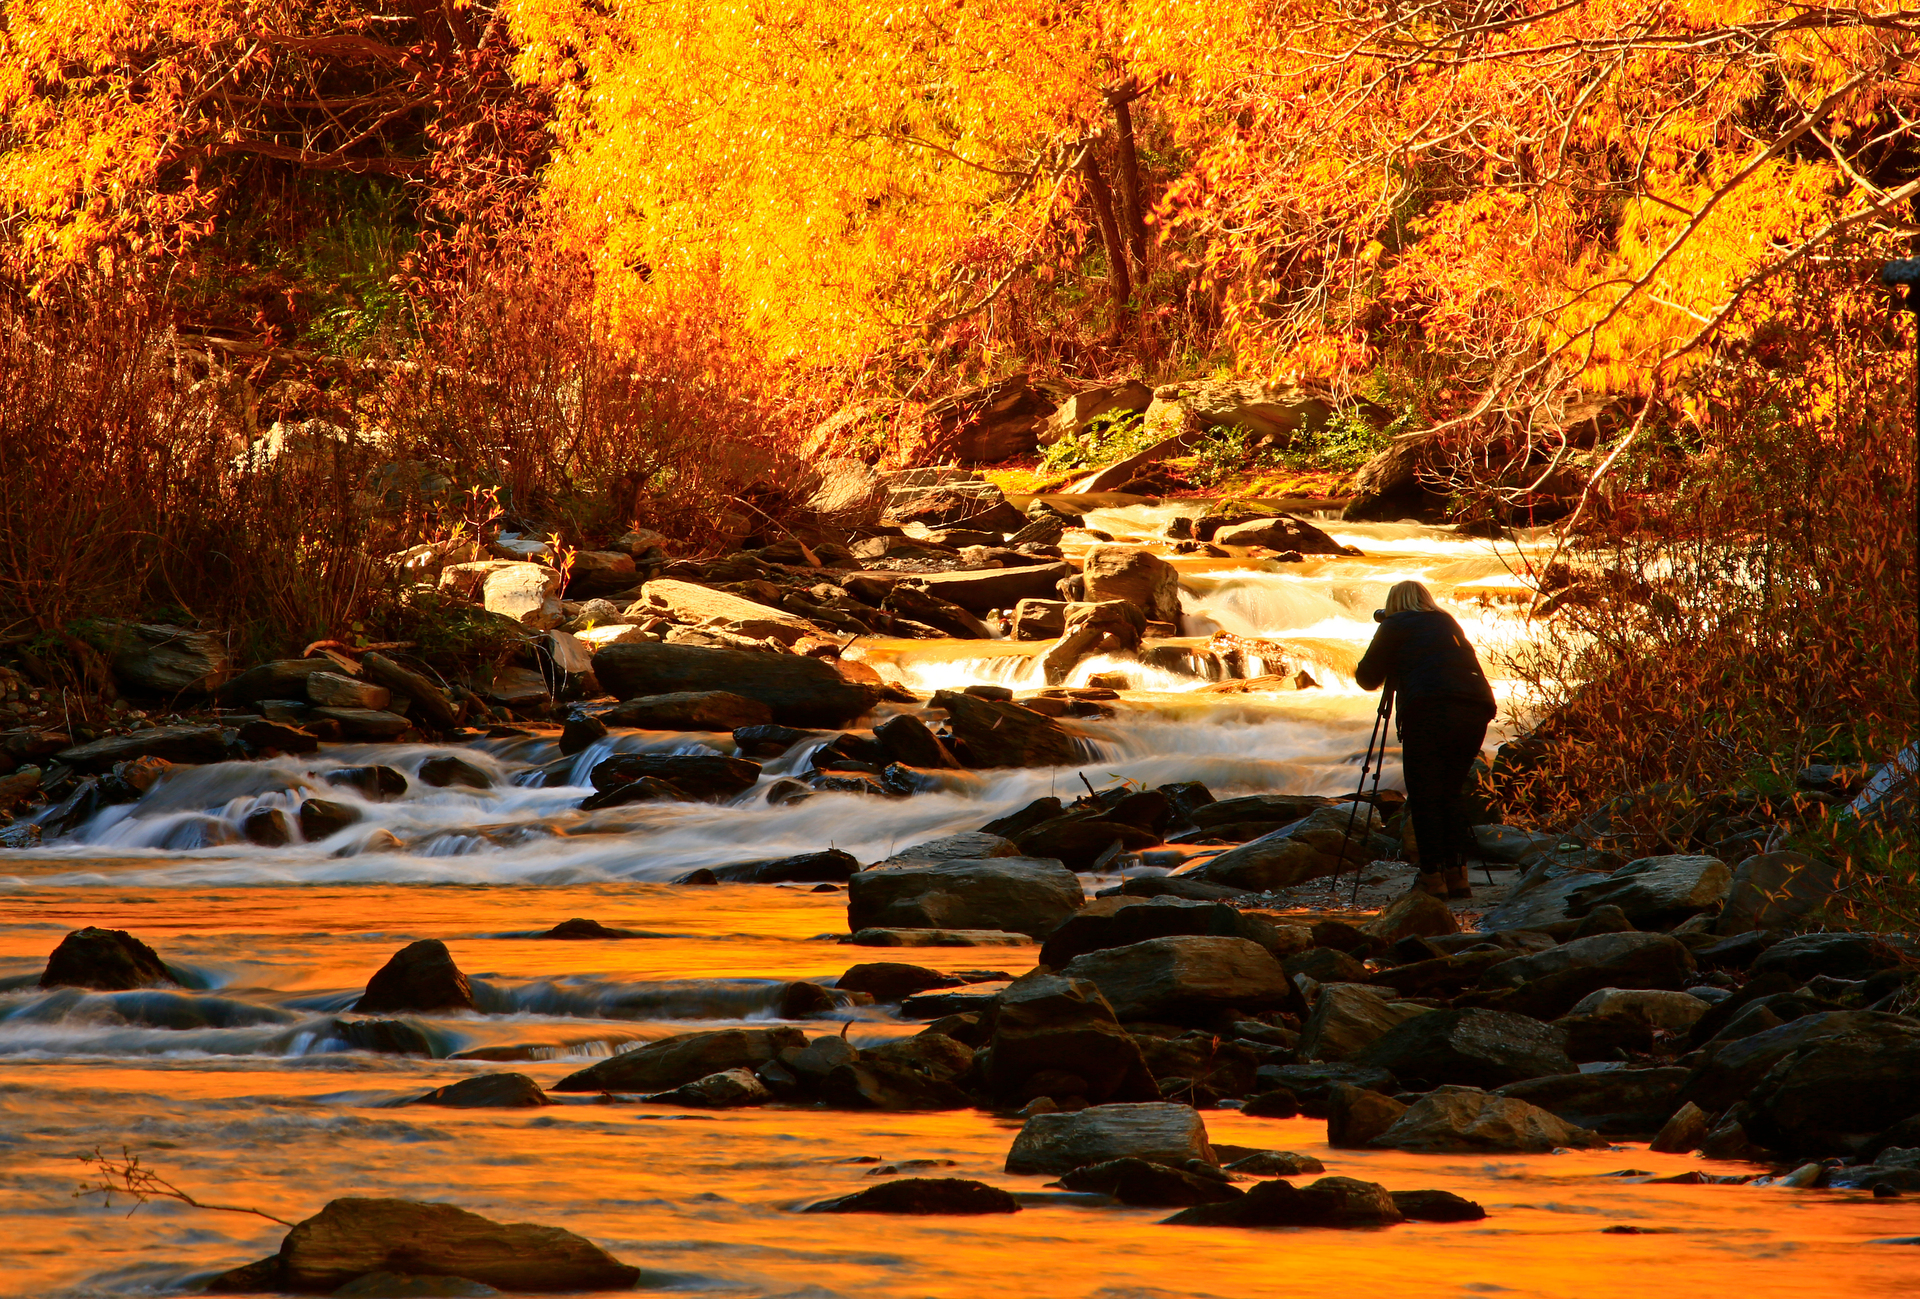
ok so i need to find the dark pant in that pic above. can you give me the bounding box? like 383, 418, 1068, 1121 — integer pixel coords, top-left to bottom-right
1397, 695, 1493, 874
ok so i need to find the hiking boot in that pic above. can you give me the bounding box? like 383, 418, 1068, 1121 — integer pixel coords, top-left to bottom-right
1414, 871, 1448, 898
1444, 864, 1472, 899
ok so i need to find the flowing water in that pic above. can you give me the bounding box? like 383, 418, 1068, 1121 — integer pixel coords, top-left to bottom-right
3, 510, 1916, 1297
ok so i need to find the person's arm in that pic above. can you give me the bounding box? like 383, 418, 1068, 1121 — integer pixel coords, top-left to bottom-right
1355, 619, 1402, 691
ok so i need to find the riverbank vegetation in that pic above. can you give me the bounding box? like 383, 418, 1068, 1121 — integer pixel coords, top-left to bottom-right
0, 2, 1914, 879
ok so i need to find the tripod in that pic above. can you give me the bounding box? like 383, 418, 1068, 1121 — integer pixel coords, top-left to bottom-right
1338, 686, 1394, 906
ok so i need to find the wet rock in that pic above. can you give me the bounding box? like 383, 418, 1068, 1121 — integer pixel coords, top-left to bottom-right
1189, 794, 1331, 831
1649, 1100, 1714, 1154
39, 927, 173, 991
239, 719, 320, 756
820, 1058, 974, 1111
1717, 851, 1841, 934
869, 831, 1021, 868
806, 1177, 1020, 1215
902, 563, 1075, 614
1012, 815, 1160, 870
54, 725, 231, 773
1565, 988, 1709, 1033
873, 714, 959, 769
986, 969, 1159, 1105
864, 1032, 976, 1083
551, 1027, 806, 1092
1749, 932, 1904, 982
242, 806, 294, 846
323, 765, 409, 801
1058, 1158, 1243, 1207
981, 797, 1066, 838
418, 756, 491, 790
274, 1197, 640, 1293
1062, 936, 1290, 1022
587, 753, 760, 803
883, 584, 994, 639
1006, 1102, 1213, 1174
707, 849, 858, 884
847, 857, 1084, 938
1080, 545, 1182, 626
850, 928, 1033, 947
593, 643, 881, 728
646, 1066, 773, 1108
1039, 896, 1301, 968
585, 776, 694, 809
353, 941, 475, 1014
1493, 1068, 1689, 1137
598, 690, 774, 731
1566, 854, 1731, 928
1326, 1085, 1409, 1147
1210, 516, 1346, 555
1220, 1150, 1325, 1176
1477, 932, 1696, 1020
1355, 1010, 1576, 1089
1240, 1089, 1301, 1118
776, 1034, 857, 1085
1370, 1086, 1606, 1153
559, 712, 609, 755
1740, 1014, 1920, 1156
1254, 1063, 1400, 1111
323, 1018, 435, 1056
733, 723, 818, 757
1391, 1189, 1487, 1222
837, 963, 965, 1001
932, 689, 1084, 768
360, 652, 460, 734
312, 707, 414, 740
1188, 803, 1383, 891
540, 918, 646, 939
1298, 984, 1433, 1062
1107, 875, 1253, 903
1163, 1175, 1403, 1228
410, 1073, 550, 1109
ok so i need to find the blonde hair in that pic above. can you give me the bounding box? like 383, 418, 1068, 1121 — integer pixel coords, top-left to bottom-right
1384, 580, 1441, 615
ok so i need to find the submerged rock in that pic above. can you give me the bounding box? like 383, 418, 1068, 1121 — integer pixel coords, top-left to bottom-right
805, 1178, 1020, 1215
1058, 1158, 1243, 1207
539, 918, 647, 939
550, 1027, 805, 1093
39, 927, 173, 991
1163, 1175, 1403, 1228
410, 1074, 550, 1109
353, 940, 475, 1015
836, 962, 966, 1001
645, 1067, 773, 1108
586, 753, 760, 803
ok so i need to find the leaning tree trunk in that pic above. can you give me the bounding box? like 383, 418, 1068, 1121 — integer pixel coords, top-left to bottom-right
1080, 152, 1132, 341
1108, 91, 1148, 268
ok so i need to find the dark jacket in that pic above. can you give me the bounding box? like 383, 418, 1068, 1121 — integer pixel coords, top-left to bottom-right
1355, 609, 1496, 716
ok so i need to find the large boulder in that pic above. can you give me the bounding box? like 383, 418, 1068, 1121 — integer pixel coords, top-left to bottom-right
983, 969, 1159, 1105
818, 1058, 973, 1111
1564, 988, 1710, 1033
352, 940, 474, 1015
1748, 932, 1905, 982
1061, 936, 1289, 1022
932, 690, 1085, 768
903, 563, 1076, 614
1740, 1015, 1920, 1156
1297, 984, 1433, 1062
1369, 1086, 1606, 1153
593, 643, 880, 728
836, 963, 965, 1001
39, 927, 173, 991
846, 858, 1084, 938
1041, 379, 1154, 447
1716, 851, 1841, 934
931, 374, 1062, 463
1493, 1068, 1689, 1137
801, 457, 888, 528
274, 1197, 640, 1293
598, 691, 773, 731
1144, 378, 1335, 447
1005, 1102, 1213, 1174
1566, 854, 1731, 927
482, 563, 564, 630
1038, 896, 1302, 968
868, 831, 1021, 868
550, 1027, 805, 1093
1355, 1009, 1576, 1088
54, 725, 230, 773
630, 579, 815, 645
103, 622, 230, 694
1211, 516, 1347, 556
1188, 803, 1382, 891
1080, 545, 1181, 627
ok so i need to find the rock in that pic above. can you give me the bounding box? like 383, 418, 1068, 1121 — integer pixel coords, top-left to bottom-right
540, 918, 645, 939
884, 584, 994, 638
102, 622, 230, 694
632, 579, 817, 644
985, 969, 1159, 1105
353, 940, 474, 1014
418, 756, 491, 790
1369, 1086, 1606, 1153
239, 719, 320, 755
599, 690, 773, 731
1473, 824, 1563, 863
1211, 516, 1347, 555
324, 765, 410, 800
564, 550, 637, 598
1717, 851, 1841, 934
1361, 889, 1460, 944
1298, 984, 1433, 1062
1147, 378, 1336, 447
818, 1058, 974, 1111
320, 1017, 434, 1055
298, 798, 362, 840
307, 671, 392, 710
1006, 1102, 1213, 1175
930, 689, 1088, 769
1110, 875, 1253, 903
330, 1272, 502, 1297
1565, 988, 1709, 1033
1356, 1010, 1576, 1088
929, 374, 1062, 463
849, 857, 1083, 938
806, 1178, 1020, 1215
1477, 845, 1626, 929
39, 927, 173, 990
708, 850, 858, 883
311, 707, 413, 740
646, 1067, 773, 1108
1058, 1158, 1243, 1207
1062, 936, 1290, 1022
1162, 1175, 1403, 1228
478, 664, 550, 711
837, 963, 965, 1001
551, 1027, 806, 1093
1326, 1085, 1409, 1147
873, 714, 959, 769
1013, 815, 1160, 870
593, 643, 881, 728
1342, 433, 1450, 522
902, 563, 1076, 614
1391, 1190, 1487, 1222
481, 563, 564, 630
1566, 854, 1732, 927
1189, 803, 1383, 891
242, 807, 293, 846
1080, 545, 1182, 626
410, 1074, 550, 1109
863, 1032, 977, 1083
802, 457, 889, 527
1190, 794, 1331, 830
1741, 1014, 1920, 1155
868, 832, 1023, 868
1493, 1068, 1689, 1136
1041, 379, 1155, 446
277, 1197, 640, 1293
1478, 932, 1696, 1019
1220, 1150, 1325, 1176
221, 658, 334, 705
586, 753, 760, 803
1039, 896, 1299, 968
850, 928, 1034, 947
1649, 1100, 1715, 1153
360, 653, 460, 733
1749, 932, 1904, 982
53, 725, 230, 773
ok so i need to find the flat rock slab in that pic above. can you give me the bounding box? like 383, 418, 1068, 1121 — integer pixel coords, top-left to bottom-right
1005, 1102, 1213, 1175
54, 725, 230, 772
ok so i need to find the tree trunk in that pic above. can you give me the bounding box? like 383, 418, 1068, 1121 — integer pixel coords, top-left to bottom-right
1081, 152, 1132, 340
1110, 95, 1148, 267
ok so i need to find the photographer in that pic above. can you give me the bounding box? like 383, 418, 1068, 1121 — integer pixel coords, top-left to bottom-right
1355, 580, 1497, 899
